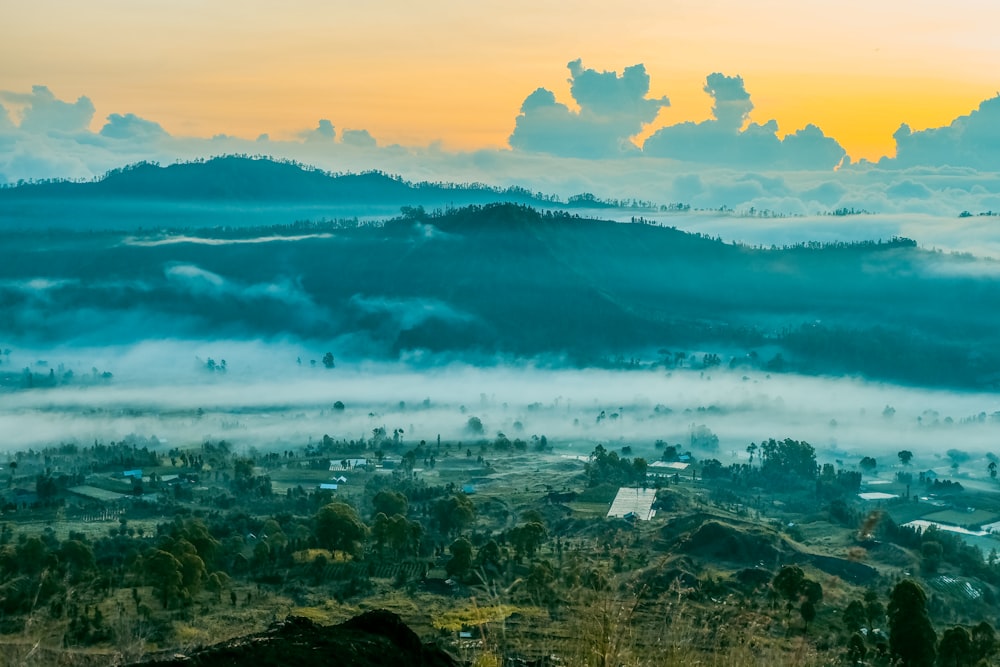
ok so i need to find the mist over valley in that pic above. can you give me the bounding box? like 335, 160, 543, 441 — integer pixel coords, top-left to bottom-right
3, 158, 1000, 666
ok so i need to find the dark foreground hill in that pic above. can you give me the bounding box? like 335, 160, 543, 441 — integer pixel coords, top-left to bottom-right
127, 610, 457, 667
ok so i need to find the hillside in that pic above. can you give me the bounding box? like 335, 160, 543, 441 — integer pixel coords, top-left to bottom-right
0, 200, 998, 388
0, 156, 558, 230
126, 611, 457, 667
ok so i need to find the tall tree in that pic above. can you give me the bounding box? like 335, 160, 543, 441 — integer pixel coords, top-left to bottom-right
971, 621, 997, 663
937, 626, 973, 667
888, 579, 936, 667
315, 502, 367, 556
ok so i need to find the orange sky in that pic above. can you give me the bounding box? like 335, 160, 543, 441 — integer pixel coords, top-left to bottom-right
3, 0, 998, 161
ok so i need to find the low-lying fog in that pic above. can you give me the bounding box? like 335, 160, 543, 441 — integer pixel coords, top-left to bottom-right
3, 341, 998, 472
593, 210, 1000, 260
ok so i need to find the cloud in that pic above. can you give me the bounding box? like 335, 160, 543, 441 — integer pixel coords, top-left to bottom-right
2, 350, 999, 463
704, 72, 753, 131
300, 119, 336, 142
100, 113, 168, 141
123, 233, 334, 247
5, 80, 1000, 220
508, 59, 669, 158
164, 263, 318, 310
348, 295, 475, 330
885, 96, 1000, 170
885, 179, 933, 200
342, 128, 377, 148
0, 85, 95, 134
0, 103, 13, 131
642, 74, 846, 170
165, 263, 227, 293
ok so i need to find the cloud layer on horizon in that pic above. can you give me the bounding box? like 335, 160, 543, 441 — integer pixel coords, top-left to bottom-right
3, 67, 1000, 221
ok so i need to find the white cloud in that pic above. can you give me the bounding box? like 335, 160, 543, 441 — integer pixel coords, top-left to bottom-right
642, 73, 846, 170
508, 59, 669, 158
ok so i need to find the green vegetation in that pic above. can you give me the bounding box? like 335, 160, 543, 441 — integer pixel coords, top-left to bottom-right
0, 429, 998, 666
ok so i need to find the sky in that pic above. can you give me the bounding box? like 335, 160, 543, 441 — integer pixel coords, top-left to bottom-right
3, 1, 1000, 220
3, 0, 998, 159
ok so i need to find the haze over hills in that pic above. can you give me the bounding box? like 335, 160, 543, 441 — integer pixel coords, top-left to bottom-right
0, 156, 579, 230
1, 165, 999, 389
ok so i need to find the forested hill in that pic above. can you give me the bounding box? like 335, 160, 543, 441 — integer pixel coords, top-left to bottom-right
0, 156, 565, 229
0, 202, 998, 389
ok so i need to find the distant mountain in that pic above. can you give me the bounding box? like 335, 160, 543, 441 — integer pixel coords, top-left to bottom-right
1, 202, 999, 389
0, 156, 573, 230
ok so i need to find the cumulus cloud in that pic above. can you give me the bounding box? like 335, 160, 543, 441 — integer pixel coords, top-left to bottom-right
6, 79, 1000, 220
100, 113, 168, 141
643, 73, 846, 170
884, 95, 1000, 170
0, 85, 95, 134
300, 118, 336, 142
508, 59, 669, 158
342, 128, 377, 148
704, 72, 753, 130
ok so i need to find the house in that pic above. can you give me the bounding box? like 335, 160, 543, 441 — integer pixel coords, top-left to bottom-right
330, 459, 367, 471
858, 492, 899, 503
607, 487, 657, 521
649, 461, 689, 471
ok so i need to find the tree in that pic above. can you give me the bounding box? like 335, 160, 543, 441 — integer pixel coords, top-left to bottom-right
372, 490, 408, 518
937, 626, 973, 667
772, 565, 805, 615
446, 537, 473, 579
859, 456, 877, 473
800, 578, 823, 605
465, 416, 485, 436
315, 502, 367, 556
843, 599, 867, 634
386, 514, 421, 558
434, 494, 475, 536
989, 461, 997, 481
690, 424, 719, 451
946, 449, 970, 472
971, 621, 997, 663
865, 592, 884, 632
509, 521, 547, 562
800, 599, 816, 632
921, 541, 943, 574
888, 580, 936, 667
322, 352, 335, 369
474, 540, 504, 579
145, 550, 184, 609
759, 438, 817, 480
847, 632, 868, 663
205, 571, 230, 603
772, 565, 803, 599
58, 539, 95, 583
898, 450, 914, 466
